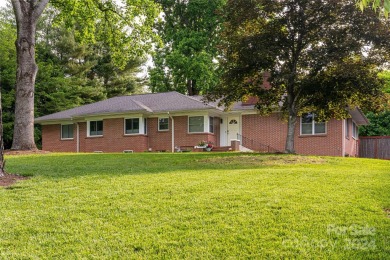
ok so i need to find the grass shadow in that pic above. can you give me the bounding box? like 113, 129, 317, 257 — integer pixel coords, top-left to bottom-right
4, 152, 336, 180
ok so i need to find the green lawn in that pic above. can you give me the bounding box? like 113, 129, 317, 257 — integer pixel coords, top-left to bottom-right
1, 153, 389, 259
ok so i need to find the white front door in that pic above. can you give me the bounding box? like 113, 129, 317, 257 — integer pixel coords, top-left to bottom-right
227, 116, 240, 143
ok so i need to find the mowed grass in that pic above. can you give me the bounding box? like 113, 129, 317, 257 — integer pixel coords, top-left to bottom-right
1, 153, 389, 259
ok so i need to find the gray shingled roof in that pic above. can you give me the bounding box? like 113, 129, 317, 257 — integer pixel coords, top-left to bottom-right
35, 91, 223, 123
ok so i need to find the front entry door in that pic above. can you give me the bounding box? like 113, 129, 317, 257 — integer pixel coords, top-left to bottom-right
227, 116, 240, 143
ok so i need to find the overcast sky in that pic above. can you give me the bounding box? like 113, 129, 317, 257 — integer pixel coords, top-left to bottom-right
0, 0, 7, 7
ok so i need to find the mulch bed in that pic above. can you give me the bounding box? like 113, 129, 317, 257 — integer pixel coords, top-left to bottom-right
0, 149, 48, 187
0, 173, 29, 187
4, 149, 50, 156
385, 208, 390, 218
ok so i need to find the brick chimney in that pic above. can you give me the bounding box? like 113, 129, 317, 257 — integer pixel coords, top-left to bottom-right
241, 72, 271, 106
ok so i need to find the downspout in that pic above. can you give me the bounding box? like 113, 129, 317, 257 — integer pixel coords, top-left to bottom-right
168, 112, 174, 152
76, 122, 80, 153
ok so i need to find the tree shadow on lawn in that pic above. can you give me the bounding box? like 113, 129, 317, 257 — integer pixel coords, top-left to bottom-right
2, 152, 334, 182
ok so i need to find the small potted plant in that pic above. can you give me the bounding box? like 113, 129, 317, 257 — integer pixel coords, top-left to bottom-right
205, 141, 213, 152
197, 140, 207, 148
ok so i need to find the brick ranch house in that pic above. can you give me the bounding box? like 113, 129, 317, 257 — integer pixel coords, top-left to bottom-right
35, 91, 368, 156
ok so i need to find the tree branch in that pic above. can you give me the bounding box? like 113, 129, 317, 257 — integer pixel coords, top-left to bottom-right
32, 0, 50, 22
11, 0, 23, 25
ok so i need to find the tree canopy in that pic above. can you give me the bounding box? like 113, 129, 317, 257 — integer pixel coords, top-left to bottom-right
212, 0, 390, 153
360, 110, 390, 136
149, 0, 225, 96
0, 2, 154, 149
8, 0, 160, 151
357, 0, 390, 17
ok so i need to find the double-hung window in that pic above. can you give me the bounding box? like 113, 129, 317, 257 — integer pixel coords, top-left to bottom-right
189, 116, 204, 133
300, 113, 326, 135
61, 124, 73, 139
158, 118, 169, 131
89, 120, 103, 136
352, 121, 358, 139
125, 118, 140, 134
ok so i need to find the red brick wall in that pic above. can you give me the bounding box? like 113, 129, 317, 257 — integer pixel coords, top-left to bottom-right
42, 124, 77, 152
83, 119, 148, 152
295, 118, 342, 156
42, 114, 344, 156
242, 113, 343, 156
43, 119, 148, 153
344, 119, 359, 157
147, 116, 219, 151
42, 116, 220, 153
242, 113, 287, 152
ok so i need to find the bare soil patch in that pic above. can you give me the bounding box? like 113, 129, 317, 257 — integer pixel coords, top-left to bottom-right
0, 173, 29, 187
199, 155, 327, 166
385, 208, 390, 218
4, 149, 50, 156
0, 150, 44, 187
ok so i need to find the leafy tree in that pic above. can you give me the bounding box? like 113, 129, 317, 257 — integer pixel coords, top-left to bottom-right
359, 71, 390, 137
357, 0, 390, 16
378, 71, 390, 94
10, 0, 159, 150
149, 0, 225, 96
212, 0, 390, 153
0, 6, 17, 150
360, 110, 390, 136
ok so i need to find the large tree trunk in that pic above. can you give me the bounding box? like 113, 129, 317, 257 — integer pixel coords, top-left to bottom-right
11, 0, 49, 150
186, 79, 199, 96
285, 112, 298, 154
285, 78, 298, 154
12, 18, 38, 150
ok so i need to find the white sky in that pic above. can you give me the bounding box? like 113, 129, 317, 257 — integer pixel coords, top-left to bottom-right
0, 0, 7, 8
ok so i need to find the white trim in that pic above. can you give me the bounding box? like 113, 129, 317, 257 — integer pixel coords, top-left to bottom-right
170, 115, 175, 152
123, 117, 143, 135
227, 115, 240, 143
158, 117, 169, 131
342, 119, 345, 157
209, 116, 215, 133
239, 114, 243, 137
300, 114, 327, 136
220, 116, 228, 146
188, 115, 206, 133
76, 123, 80, 153
345, 118, 350, 139
60, 123, 74, 140
87, 120, 104, 137
352, 120, 358, 140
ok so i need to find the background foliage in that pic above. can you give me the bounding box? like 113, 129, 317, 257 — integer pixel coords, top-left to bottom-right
0, 3, 151, 148
149, 0, 226, 95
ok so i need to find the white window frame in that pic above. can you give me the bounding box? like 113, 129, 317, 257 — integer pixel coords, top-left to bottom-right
158, 117, 169, 131
352, 121, 358, 139
61, 124, 74, 140
209, 116, 214, 133
87, 120, 104, 137
124, 118, 142, 135
345, 119, 350, 139
300, 113, 327, 135
188, 115, 205, 133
